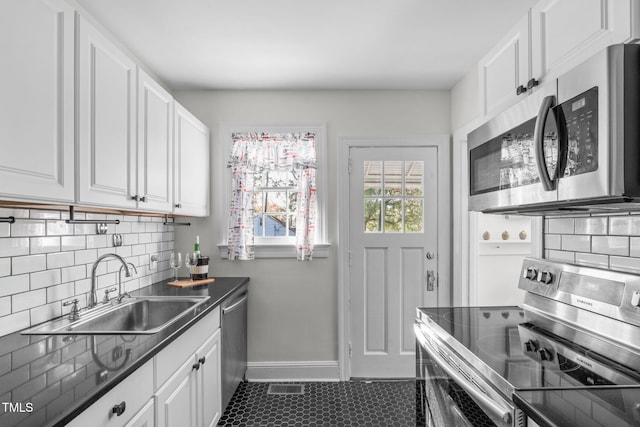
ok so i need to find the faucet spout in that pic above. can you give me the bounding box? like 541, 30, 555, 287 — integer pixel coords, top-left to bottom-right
89, 253, 131, 309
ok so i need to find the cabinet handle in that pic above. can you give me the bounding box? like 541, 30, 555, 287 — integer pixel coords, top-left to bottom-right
112, 401, 126, 417
527, 78, 539, 90
131, 195, 139, 201
192, 362, 201, 371
175, 203, 182, 208
516, 85, 527, 95
198, 356, 206, 365
139, 196, 147, 203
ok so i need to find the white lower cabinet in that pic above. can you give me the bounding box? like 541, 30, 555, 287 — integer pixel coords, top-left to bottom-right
124, 398, 155, 427
67, 360, 154, 427
69, 306, 222, 427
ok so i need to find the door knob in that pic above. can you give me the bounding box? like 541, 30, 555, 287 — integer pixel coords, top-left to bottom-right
426, 252, 435, 260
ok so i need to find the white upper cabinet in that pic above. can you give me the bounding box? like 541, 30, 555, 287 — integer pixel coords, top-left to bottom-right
138, 69, 174, 212
479, 0, 639, 118
479, 14, 530, 116
531, 0, 638, 85
0, 0, 75, 203
77, 14, 138, 209
174, 103, 210, 217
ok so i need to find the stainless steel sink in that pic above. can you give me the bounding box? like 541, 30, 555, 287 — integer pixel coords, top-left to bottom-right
22, 296, 210, 335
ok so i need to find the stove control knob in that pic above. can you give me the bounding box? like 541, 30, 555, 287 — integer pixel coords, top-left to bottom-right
632, 291, 640, 308
538, 348, 553, 362
523, 267, 538, 281
538, 270, 554, 285
524, 340, 538, 352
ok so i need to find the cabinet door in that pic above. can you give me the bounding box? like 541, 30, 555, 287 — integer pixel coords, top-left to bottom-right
155, 355, 197, 427
479, 14, 530, 116
77, 14, 137, 209
174, 103, 210, 217
0, 0, 74, 203
124, 398, 154, 427
196, 329, 222, 427
67, 361, 154, 427
531, 0, 636, 84
138, 69, 174, 212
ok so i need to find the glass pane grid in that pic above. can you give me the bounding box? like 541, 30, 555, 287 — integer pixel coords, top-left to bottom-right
363, 160, 424, 234
254, 187, 297, 237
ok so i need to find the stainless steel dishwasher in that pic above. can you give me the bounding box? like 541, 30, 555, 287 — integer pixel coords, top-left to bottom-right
221, 284, 248, 411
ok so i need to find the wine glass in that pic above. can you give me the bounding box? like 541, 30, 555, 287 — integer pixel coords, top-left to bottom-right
184, 252, 198, 281
169, 252, 182, 281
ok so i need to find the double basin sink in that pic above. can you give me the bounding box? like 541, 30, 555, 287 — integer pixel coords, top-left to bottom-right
22, 296, 210, 335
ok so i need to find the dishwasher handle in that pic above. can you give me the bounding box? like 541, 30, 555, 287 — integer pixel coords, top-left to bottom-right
223, 293, 248, 315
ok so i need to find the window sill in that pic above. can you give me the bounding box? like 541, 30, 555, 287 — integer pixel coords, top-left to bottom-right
217, 243, 330, 259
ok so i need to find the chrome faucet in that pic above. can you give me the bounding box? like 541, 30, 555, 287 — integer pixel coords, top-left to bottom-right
117, 262, 138, 303
89, 254, 131, 309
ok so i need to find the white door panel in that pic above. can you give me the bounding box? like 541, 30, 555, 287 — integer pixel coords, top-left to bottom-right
349, 146, 438, 378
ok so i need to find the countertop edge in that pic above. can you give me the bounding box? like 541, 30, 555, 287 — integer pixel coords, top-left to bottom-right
49, 277, 250, 427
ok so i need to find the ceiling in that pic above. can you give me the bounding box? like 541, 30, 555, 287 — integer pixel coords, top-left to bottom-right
75, 0, 537, 91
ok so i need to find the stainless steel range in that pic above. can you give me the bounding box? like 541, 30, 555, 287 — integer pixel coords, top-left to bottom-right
415, 257, 640, 426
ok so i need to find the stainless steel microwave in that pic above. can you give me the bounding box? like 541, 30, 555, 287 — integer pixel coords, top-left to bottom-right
468, 44, 640, 215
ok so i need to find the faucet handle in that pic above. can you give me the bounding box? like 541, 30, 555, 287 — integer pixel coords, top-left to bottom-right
102, 287, 118, 304
63, 299, 80, 321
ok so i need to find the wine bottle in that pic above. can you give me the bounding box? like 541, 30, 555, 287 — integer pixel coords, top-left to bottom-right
194, 235, 201, 258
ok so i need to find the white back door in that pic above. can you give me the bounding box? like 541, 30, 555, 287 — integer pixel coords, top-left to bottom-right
349, 146, 439, 377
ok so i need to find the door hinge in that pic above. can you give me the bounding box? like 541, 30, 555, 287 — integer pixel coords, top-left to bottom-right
349, 342, 352, 358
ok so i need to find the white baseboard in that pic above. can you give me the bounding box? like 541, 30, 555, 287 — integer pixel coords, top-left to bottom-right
246, 361, 340, 382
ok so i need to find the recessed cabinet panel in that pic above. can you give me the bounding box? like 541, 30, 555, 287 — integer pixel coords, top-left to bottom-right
531, 0, 634, 83
479, 15, 530, 116
138, 70, 174, 212
174, 103, 210, 217
0, 0, 74, 202
77, 14, 137, 209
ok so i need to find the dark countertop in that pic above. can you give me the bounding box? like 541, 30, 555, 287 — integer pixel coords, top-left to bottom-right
514, 387, 640, 427
0, 277, 249, 427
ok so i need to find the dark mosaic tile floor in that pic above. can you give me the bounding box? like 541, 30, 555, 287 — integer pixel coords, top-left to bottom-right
218, 380, 416, 426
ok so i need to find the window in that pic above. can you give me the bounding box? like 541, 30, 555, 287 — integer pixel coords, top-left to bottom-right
363, 160, 424, 233
220, 124, 327, 260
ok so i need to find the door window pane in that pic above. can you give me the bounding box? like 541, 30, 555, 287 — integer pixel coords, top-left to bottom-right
405, 161, 423, 196
384, 199, 403, 232
364, 199, 381, 232
405, 199, 423, 232
384, 161, 403, 196
364, 161, 382, 196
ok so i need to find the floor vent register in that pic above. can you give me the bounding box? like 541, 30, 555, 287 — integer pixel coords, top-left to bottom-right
267, 384, 305, 395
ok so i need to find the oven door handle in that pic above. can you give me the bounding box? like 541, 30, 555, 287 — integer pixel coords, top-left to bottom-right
414, 324, 512, 425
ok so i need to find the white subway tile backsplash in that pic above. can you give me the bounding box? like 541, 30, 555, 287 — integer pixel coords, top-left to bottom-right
631, 238, 640, 258
547, 218, 575, 234
574, 253, 609, 269
12, 255, 47, 275
12, 290, 46, 312
47, 252, 75, 269
561, 235, 591, 252
0, 274, 30, 297
609, 256, 640, 274
60, 236, 85, 251
609, 216, 640, 236
0, 210, 174, 337
592, 236, 629, 256
575, 217, 607, 235
30, 237, 60, 254
0, 259, 10, 277
546, 250, 576, 263
30, 270, 61, 290
0, 238, 29, 257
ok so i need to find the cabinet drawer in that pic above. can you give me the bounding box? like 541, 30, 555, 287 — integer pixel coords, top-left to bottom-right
155, 306, 220, 388
68, 360, 153, 427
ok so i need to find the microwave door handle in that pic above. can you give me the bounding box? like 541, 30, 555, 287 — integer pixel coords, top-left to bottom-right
534, 95, 557, 191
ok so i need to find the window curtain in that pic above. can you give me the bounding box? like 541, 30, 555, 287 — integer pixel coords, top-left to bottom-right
227, 132, 317, 260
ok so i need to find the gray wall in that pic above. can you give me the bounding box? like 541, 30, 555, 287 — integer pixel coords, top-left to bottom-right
173, 90, 451, 365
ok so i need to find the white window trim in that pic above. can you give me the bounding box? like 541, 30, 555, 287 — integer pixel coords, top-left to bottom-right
218, 122, 329, 258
